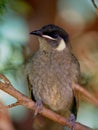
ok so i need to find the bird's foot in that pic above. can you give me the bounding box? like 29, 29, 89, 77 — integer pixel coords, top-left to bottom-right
34, 99, 43, 118
67, 114, 76, 130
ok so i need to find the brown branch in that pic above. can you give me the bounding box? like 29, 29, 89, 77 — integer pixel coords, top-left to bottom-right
0, 102, 15, 130
73, 83, 98, 107
0, 74, 92, 130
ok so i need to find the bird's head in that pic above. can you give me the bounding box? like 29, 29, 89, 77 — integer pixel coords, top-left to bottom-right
30, 24, 71, 52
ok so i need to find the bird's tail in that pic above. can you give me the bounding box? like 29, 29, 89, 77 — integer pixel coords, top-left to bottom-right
33, 114, 65, 130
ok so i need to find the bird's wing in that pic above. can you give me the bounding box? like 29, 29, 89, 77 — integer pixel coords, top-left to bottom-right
25, 53, 36, 101
27, 75, 36, 101
71, 54, 80, 118
70, 95, 77, 118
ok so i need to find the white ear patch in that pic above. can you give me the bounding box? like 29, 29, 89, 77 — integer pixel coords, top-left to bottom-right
42, 35, 56, 40
56, 39, 66, 51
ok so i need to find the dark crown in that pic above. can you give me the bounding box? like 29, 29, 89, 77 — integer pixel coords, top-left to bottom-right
40, 24, 69, 43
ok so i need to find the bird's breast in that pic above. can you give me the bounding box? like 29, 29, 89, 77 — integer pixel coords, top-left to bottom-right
29, 52, 73, 112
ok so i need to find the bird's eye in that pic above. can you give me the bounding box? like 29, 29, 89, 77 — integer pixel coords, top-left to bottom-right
49, 33, 58, 38
52, 33, 58, 38
43, 32, 58, 39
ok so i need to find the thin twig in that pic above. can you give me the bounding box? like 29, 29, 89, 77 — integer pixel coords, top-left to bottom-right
7, 102, 21, 108
91, 0, 97, 9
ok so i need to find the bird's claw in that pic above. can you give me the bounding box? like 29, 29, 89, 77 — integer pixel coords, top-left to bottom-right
34, 99, 43, 118
67, 114, 76, 130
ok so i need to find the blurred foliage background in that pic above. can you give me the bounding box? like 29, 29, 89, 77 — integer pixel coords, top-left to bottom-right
0, 0, 98, 129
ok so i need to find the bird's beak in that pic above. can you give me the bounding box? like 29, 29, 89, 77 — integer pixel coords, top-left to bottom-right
30, 30, 42, 37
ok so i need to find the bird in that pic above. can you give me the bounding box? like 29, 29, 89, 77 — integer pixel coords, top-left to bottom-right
26, 24, 80, 130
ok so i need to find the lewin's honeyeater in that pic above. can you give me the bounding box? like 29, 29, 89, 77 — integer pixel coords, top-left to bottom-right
26, 24, 80, 130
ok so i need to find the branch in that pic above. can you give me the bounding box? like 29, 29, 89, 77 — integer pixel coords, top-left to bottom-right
0, 74, 92, 130
91, 0, 98, 16
91, 0, 97, 9
73, 83, 98, 107
0, 102, 15, 130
